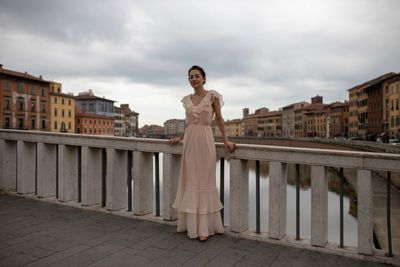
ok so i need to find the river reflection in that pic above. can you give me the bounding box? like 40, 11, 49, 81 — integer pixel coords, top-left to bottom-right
152, 154, 358, 247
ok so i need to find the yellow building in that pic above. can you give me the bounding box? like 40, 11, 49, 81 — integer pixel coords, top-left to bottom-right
256, 111, 282, 137
387, 75, 400, 138
225, 119, 242, 137
49, 82, 75, 133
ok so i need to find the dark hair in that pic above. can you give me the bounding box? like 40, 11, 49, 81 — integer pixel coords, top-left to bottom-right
188, 65, 206, 84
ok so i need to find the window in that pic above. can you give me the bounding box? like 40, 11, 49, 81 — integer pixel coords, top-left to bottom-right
62, 109, 64, 117
54, 121, 57, 130
68, 122, 71, 129
54, 108, 57, 116
31, 119, 35, 129
77, 119, 80, 123
68, 110, 71, 118
54, 97, 57, 104
31, 100, 35, 112
4, 97, 10, 110
89, 103, 94, 111
51, 85, 54, 92
392, 100, 394, 111
90, 120, 92, 124
18, 99, 24, 111
68, 99, 71, 106
62, 98, 64, 105
41, 87, 45, 96
5, 117, 10, 128
18, 118, 24, 129
18, 82, 24, 93
41, 102, 46, 113
391, 117, 394, 127
82, 103, 86, 112
4, 80, 10, 91
42, 119, 46, 129
30, 85, 35, 95
396, 100, 399, 110
57, 87, 60, 93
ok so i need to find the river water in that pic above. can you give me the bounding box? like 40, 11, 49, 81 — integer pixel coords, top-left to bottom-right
151, 153, 358, 247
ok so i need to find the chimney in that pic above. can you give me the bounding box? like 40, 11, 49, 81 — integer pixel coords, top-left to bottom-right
39, 75, 43, 80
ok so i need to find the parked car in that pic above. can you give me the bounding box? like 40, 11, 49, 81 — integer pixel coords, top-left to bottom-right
389, 139, 400, 145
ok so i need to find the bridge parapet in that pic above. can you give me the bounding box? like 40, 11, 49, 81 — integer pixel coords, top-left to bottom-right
1, 129, 399, 264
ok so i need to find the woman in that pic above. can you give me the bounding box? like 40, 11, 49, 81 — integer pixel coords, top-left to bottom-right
168, 65, 236, 242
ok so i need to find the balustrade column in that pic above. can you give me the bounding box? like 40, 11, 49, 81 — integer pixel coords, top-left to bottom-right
106, 148, 128, 211
162, 153, 181, 221
36, 143, 57, 198
230, 159, 249, 233
311, 165, 328, 247
81, 147, 102, 206
0, 140, 17, 191
58, 145, 78, 202
357, 169, 373, 255
16, 141, 35, 194
269, 162, 287, 239
133, 151, 153, 216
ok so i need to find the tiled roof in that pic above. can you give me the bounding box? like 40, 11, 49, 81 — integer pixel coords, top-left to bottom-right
225, 119, 242, 124
347, 72, 398, 91
0, 67, 50, 83
75, 94, 115, 102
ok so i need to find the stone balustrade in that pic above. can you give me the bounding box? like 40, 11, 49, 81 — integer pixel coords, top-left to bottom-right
1, 129, 400, 257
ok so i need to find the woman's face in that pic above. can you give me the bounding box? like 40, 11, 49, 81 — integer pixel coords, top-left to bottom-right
188, 69, 205, 88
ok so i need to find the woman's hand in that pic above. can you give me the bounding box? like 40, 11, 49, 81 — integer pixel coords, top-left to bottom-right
167, 137, 181, 146
224, 140, 236, 153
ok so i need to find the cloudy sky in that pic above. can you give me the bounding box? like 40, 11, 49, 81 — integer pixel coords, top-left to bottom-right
1, 0, 399, 127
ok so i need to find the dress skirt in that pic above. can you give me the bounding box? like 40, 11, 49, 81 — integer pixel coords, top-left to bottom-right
172, 124, 224, 238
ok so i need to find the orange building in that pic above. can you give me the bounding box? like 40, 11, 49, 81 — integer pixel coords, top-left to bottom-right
0, 64, 50, 130
75, 110, 114, 135
327, 102, 349, 138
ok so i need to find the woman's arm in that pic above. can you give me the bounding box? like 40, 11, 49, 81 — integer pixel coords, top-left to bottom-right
167, 128, 185, 145
212, 97, 235, 153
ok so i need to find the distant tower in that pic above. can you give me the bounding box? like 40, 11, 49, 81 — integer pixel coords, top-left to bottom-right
311, 95, 323, 104
243, 108, 249, 118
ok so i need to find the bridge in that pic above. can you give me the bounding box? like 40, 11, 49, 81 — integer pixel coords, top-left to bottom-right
0, 129, 399, 266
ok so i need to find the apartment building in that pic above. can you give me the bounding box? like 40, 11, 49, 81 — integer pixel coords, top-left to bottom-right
0, 64, 50, 130
387, 75, 400, 138
282, 102, 309, 138
49, 82, 75, 133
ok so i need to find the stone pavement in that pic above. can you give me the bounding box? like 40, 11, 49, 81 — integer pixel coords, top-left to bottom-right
0, 193, 390, 267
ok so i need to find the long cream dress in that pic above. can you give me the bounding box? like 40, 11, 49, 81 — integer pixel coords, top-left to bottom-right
172, 90, 225, 238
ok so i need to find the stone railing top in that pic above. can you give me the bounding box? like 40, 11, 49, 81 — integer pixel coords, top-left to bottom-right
1, 129, 399, 172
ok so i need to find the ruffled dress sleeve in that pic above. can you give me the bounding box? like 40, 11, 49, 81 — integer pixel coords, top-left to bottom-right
209, 90, 224, 108
181, 95, 191, 109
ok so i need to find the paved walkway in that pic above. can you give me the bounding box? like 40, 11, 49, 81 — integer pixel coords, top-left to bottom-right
0, 193, 389, 267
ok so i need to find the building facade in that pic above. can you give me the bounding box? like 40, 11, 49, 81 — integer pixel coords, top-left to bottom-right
225, 119, 242, 137
328, 102, 349, 138
75, 89, 115, 117
282, 102, 309, 138
256, 111, 282, 137
114, 106, 126, 136
164, 119, 185, 136
75, 111, 114, 135
387, 75, 400, 138
49, 82, 75, 133
0, 64, 50, 131
121, 104, 139, 137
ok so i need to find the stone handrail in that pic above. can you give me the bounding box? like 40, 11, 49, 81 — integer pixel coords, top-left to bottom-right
1, 129, 399, 258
